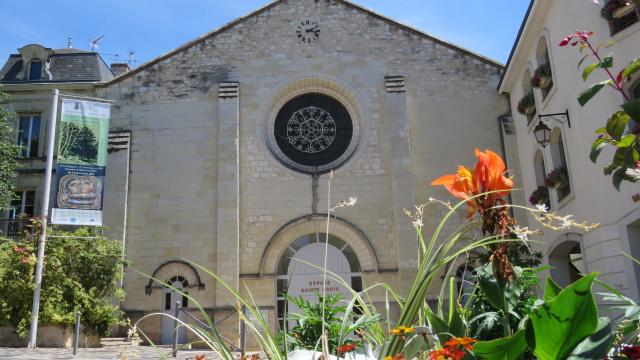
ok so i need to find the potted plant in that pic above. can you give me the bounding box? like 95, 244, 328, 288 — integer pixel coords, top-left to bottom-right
546, 166, 569, 189
517, 92, 536, 115
529, 186, 550, 206
601, 0, 637, 20
531, 63, 553, 89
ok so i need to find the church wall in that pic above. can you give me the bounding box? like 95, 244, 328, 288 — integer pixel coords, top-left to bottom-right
98, 0, 506, 341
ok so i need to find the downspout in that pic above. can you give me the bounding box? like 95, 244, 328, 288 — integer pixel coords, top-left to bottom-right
498, 92, 513, 207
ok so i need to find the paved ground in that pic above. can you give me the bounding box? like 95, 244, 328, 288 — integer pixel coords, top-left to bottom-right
0, 346, 229, 360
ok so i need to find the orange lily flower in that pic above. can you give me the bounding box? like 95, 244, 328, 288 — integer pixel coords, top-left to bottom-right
431, 149, 513, 217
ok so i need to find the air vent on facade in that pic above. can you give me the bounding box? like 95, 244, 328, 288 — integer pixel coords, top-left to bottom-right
385, 75, 405, 93
219, 82, 239, 99
108, 131, 131, 152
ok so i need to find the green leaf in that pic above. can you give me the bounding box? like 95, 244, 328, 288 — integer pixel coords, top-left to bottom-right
578, 80, 611, 106
622, 98, 640, 121
607, 111, 631, 141
595, 127, 607, 134
476, 264, 521, 313
448, 277, 465, 338
624, 147, 639, 168
530, 273, 599, 360
543, 277, 562, 302
577, 55, 590, 69
622, 58, 640, 80
590, 137, 607, 163
582, 63, 599, 82
473, 330, 528, 360
613, 168, 626, 191
403, 333, 431, 360
599, 55, 613, 69
424, 307, 451, 344
567, 318, 614, 360
617, 134, 637, 148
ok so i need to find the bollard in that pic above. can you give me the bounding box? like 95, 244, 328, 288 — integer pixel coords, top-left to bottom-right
73, 311, 80, 356
172, 301, 180, 358
240, 304, 247, 357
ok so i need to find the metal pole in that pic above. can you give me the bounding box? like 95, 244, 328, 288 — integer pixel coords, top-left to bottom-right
27, 89, 59, 348
172, 301, 180, 358
73, 311, 81, 356
240, 305, 247, 357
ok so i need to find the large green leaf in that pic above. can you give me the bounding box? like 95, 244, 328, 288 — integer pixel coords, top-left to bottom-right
448, 276, 465, 338
476, 264, 521, 313
599, 55, 613, 69
613, 168, 626, 191
567, 318, 614, 360
425, 307, 451, 344
530, 273, 599, 360
578, 80, 612, 106
617, 134, 637, 148
473, 330, 528, 360
543, 276, 562, 302
622, 98, 640, 122
606, 111, 631, 141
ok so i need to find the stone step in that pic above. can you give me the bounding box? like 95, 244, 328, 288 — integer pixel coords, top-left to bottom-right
100, 337, 136, 347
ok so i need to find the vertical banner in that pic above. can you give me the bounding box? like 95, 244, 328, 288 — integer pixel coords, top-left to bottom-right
51, 98, 110, 226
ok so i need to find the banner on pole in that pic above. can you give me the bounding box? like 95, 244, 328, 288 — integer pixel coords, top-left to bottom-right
51, 98, 110, 226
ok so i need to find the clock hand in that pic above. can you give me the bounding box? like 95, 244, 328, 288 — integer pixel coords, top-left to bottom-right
306, 25, 319, 32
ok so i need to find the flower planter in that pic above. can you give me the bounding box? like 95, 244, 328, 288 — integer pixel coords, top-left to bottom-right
539, 76, 552, 89
0, 325, 101, 348
613, 3, 636, 18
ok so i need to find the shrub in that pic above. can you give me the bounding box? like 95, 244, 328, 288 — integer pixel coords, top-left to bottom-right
0, 223, 126, 337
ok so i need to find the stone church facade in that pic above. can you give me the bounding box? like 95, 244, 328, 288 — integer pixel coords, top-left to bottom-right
2, 0, 512, 344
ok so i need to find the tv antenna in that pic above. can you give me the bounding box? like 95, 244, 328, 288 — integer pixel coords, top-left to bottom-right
89, 34, 105, 51
128, 49, 136, 65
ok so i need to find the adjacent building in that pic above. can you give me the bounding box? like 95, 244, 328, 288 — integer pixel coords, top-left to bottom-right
499, 0, 640, 297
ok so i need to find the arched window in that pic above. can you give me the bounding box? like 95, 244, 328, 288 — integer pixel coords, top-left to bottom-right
28, 59, 42, 80
276, 233, 362, 331
550, 128, 571, 201
535, 37, 554, 99
549, 238, 584, 287
531, 150, 551, 209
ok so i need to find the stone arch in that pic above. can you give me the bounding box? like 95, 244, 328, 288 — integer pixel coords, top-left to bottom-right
548, 233, 585, 287
260, 74, 367, 174
145, 260, 205, 295
260, 214, 379, 276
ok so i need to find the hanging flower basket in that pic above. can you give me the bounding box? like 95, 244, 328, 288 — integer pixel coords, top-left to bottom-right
601, 0, 637, 20
546, 166, 569, 189
529, 186, 550, 206
517, 92, 536, 115
531, 64, 553, 89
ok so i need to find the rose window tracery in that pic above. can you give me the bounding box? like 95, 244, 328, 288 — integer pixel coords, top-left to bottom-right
286, 106, 336, 153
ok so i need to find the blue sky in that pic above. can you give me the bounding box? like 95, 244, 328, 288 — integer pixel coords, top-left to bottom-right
0, 1, 530, 67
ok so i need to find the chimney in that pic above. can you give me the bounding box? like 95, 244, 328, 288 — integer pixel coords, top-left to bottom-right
110, 63, 130, 77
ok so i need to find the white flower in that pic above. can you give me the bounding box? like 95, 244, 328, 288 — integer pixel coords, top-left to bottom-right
535, 203, 548, 213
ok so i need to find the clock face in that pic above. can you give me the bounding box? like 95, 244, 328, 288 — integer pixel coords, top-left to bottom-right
296, 20, 320, 43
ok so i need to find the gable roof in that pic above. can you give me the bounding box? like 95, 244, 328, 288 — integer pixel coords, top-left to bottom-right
102, 0, 503, 86
0, 50, 114, 83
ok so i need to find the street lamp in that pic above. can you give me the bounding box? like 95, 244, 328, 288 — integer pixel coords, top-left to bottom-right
532, 110, 571, 148
533, 120, 551, 148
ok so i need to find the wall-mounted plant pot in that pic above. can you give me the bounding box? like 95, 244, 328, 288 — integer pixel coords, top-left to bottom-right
613, 3, 636, 18
539, 77, 553, 89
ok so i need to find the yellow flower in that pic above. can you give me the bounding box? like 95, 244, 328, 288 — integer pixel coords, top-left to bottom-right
388, 326, 415, 336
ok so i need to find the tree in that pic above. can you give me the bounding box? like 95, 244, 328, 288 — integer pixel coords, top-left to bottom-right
72, 126, 98, 162
0, 89, 21, 210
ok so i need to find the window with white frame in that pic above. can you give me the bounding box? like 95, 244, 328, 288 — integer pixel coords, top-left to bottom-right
535, 38, 554, 100
17, 114, 41, 158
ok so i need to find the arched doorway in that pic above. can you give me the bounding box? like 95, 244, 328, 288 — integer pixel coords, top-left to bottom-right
549, 236, 585, 287
160, 276, 188, 345
275, 233, 362, 330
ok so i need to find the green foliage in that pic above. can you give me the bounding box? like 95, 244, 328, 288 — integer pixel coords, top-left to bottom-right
58, 122, 99, 163
283, 293, 346, 353
0, 225, 126, 337
0, 89, 21, 210
473, 330, 527, 360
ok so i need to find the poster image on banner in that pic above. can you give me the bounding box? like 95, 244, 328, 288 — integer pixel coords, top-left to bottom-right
51, 98, 110, 226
